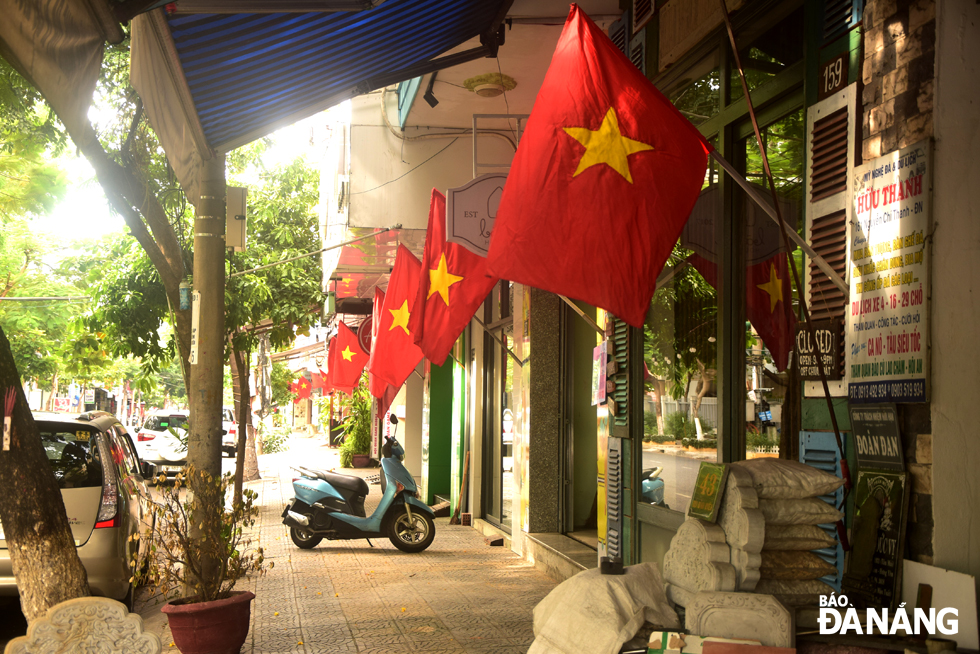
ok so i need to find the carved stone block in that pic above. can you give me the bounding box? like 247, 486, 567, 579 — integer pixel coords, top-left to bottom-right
4, 597, 162, 654
731, 548, 762, 591
663, 517, 736, 604
684, 591, 794, 647
717, 466, 765, 552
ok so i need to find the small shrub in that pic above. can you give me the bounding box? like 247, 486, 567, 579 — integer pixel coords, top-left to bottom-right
643, 411, 658, 435
134, 467, 269, 603
682, 437, 718, 449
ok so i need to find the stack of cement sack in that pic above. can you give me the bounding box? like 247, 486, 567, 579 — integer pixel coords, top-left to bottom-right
731, 458, 844, 607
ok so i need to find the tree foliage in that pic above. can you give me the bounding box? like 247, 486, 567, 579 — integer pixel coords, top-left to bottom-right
225, 141, 324, 355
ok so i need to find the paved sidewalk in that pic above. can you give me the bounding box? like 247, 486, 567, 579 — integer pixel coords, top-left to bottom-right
138, 434, 558, 654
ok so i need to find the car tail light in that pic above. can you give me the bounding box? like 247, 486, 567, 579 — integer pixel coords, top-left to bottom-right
137, 431, 155, 441
95, 515, 120, 529
95, 436, 118, 527
230, 425, 237, 437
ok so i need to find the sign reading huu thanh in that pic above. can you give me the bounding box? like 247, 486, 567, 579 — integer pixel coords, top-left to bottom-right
847, 140, 931, 403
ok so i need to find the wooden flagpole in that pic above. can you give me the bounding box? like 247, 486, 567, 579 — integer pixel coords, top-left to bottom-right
716, 0, 851, 504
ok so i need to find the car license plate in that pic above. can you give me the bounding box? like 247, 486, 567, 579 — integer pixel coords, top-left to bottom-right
161, 465, 183, 473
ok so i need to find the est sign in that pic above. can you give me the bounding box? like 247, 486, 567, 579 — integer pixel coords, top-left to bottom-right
446, 174, 507, 257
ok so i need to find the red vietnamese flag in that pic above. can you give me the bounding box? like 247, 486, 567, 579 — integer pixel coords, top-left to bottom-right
409, 190, 498, 366
689, 251, 797, 371
486, 5, 712, 328
367, 288, 397, 400
291, 376, 312, 403
370, 245, 425, 387
327, 322, 367, 390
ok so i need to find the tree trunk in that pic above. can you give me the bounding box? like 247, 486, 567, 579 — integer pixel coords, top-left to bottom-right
230, 343, 260, 501
0, 327, 90, 622
779, 360, 801, 461
650, 379, 666, 435
45, 371, 59, 411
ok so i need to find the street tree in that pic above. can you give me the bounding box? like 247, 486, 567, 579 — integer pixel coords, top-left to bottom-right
226, 142, 324, 497
0, 326, 90, 621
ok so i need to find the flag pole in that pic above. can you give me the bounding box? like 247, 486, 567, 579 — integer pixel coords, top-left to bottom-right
717, 0, 851, 504
709, 152, 848, 296
558, 295, 604, 335
472, 315, 524, 367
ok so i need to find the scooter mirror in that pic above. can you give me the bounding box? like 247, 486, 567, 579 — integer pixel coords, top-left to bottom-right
389, 414, 399, 425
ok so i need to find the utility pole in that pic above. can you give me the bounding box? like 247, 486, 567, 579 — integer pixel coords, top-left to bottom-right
188, 155, 226, 482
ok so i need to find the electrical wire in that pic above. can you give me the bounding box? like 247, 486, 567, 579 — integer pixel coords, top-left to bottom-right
350, 139, 459, 195
379, 87, 517, 151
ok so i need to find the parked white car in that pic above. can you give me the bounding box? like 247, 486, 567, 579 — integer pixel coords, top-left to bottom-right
222, 406, 238, 458
135, 410, 189, 474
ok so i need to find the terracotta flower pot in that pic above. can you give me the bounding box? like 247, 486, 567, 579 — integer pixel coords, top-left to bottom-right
162, 591, 255, 654
352, 453, 371, 468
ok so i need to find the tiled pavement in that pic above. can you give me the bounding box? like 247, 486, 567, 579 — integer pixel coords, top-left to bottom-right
138, 435, 558, 654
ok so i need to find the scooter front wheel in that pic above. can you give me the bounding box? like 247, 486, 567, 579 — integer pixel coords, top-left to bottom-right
290, 527, 323, 549
386, 506, 435, 553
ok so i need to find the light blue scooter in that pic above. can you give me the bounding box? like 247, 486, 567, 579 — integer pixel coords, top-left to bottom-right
281, 414, 436, 553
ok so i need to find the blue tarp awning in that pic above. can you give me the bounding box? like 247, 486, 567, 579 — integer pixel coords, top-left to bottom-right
131, 0, 508, 202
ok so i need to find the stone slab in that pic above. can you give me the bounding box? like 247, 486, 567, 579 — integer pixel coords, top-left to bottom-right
684, 591, 794, 648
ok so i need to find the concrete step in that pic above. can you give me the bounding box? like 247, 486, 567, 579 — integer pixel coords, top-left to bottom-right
525, 532, 599, 583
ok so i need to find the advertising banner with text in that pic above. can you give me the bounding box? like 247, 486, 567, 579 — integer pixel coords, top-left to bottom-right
847, 140, 931, 403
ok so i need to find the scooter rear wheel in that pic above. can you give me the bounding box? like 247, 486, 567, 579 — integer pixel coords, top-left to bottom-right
386, 506, 435, 553
290, 527, 323, 549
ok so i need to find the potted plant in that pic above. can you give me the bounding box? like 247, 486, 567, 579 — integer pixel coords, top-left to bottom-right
134, 467, 269, 654
338, 374, 373, 468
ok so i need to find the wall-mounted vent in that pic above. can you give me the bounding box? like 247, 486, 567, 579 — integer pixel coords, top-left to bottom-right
810, 107, 849, 202
633, 0, 655, 34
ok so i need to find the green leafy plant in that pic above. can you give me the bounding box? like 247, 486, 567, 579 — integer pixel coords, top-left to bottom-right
338, 374, 372, 468
260, 425, 291, 454
133, 467, 269, 603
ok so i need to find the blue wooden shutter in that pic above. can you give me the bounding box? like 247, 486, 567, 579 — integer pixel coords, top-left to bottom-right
822, 0, 864, 45
800, 430, 847, 591
629, 28, 647, 76
608, 13, 629, 57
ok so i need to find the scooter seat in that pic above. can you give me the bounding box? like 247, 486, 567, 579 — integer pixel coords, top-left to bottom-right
306, 469, 369, 496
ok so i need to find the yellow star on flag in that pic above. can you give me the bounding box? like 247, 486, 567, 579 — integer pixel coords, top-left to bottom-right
299, 379, 309, 389
389, 300, 411, 335
341, 346, 357, 362
563, 107, 654, 184
757, 262, 784, 313
427, 253, 463, 305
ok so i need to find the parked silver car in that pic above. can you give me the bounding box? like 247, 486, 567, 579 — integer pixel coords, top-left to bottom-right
0, 411, 153, 609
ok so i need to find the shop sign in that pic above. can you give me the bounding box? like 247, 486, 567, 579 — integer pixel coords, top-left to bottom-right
795, 319, 842, 380
842, 469, 909, 611
357, 316, 373, 355
591, 341, 607, 406
847, 140, 931, 403
849, 403, 904, 471
446, 174, 506, 257
688, 462, 729, 523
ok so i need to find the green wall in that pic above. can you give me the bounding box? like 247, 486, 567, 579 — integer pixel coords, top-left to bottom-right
421, 359, 454, 505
